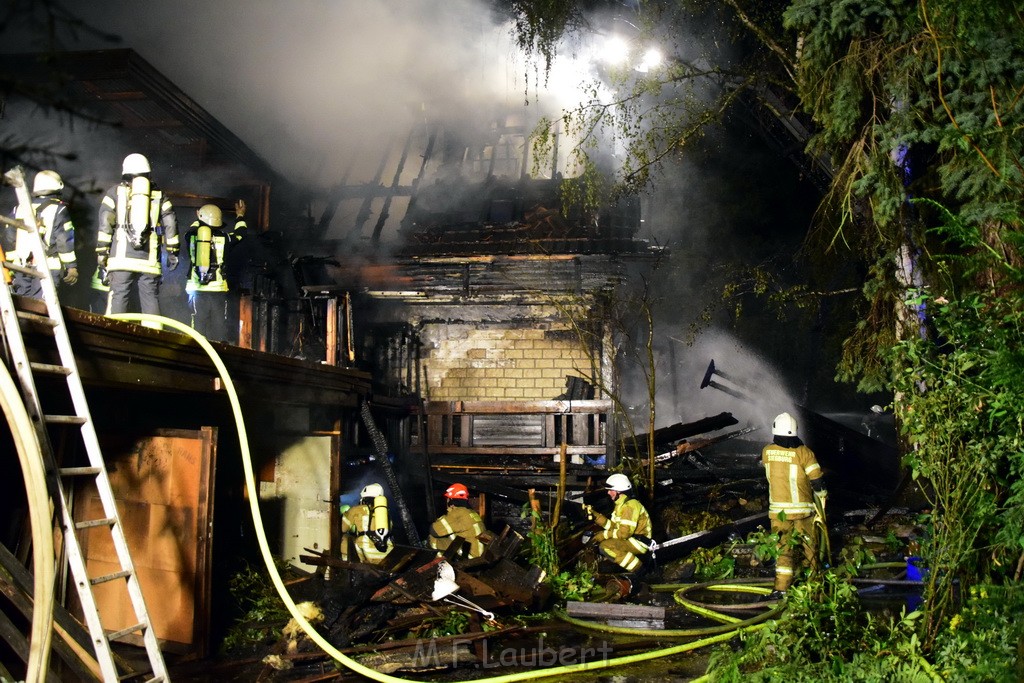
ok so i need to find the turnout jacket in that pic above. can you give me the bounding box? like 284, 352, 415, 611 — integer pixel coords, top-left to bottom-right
98, 181, 178, 275
761, 442, 823, 520
429, 505, 488, 559
9, 196, 77, 273
593, 495, 652, 548
341, 501, 393, 564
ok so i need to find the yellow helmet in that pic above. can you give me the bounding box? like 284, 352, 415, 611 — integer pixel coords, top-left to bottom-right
197, 204, 223, 227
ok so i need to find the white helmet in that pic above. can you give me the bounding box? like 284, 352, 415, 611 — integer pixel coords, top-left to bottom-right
605, 473, 632, 492
33, 170, 64, 195
772, 412, 798, 437
122, 153, 151, 176
197, 204, 223, 227
360, 483, 384, 498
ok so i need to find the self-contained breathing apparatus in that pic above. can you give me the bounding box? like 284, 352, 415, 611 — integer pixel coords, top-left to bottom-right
116, 177, 162, 250
367, 495, 391, 552
194, 224, 219, 284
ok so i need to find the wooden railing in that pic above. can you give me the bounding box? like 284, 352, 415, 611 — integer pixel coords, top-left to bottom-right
422, 400, 612, 464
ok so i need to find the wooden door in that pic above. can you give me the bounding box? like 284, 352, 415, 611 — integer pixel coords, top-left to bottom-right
75, 427, 216, 657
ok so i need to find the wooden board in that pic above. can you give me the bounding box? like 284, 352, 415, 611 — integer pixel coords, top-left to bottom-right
75, 428, 216, 657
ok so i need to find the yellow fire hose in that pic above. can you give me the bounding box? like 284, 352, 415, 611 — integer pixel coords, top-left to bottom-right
110, 314, 778, 682
0, 359, 56, 683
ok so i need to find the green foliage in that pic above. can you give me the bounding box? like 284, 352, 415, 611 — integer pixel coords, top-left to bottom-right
704, 571, 935, 681
932, 583, 1024, 682
220, 561, 292, 653
521, 504, 560, 578
888, 288, 1024, 641
549, 564, 597, 601
688, 545, 736, 581
423, 610, 471, 638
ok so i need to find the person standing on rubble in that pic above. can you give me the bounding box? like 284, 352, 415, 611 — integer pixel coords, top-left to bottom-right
340, 483, 393, 565
5, 170, 78, 298
429, 483, 490, 559
97, 153, 179, 321
185, 201, 246, 342
585, 473, 653, 573
762, 411, 828, 599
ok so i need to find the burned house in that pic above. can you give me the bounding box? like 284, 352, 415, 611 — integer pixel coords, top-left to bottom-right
0, 46, 668, 667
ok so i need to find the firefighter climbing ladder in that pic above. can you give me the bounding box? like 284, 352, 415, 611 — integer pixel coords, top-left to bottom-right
0, 167, 169, 682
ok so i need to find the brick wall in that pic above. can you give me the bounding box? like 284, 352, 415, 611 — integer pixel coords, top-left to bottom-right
420, 323, 596, 401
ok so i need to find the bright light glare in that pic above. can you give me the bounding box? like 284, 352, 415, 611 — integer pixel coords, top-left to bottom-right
603, 35, 630, 65
636, 47, 663, 73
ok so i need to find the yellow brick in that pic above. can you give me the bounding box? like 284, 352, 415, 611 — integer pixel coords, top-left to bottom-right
467, 348, 487, 359
516, 378, 537, 389
478, 377, 497, 388
534, 358, 554, 369
542, 348, 566, 359
505, 387, 525, 398
542, 368, 564, 379
504, 348, 524, 359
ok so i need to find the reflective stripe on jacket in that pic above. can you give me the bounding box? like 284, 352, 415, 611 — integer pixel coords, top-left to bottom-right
11, 198, 76, 272
593, 495, 651, 548
762, 443, 823, 520
429, 506, 487, 559
186, 221, 230, 293
98, 182, 178, 275
341, 503, 392, 564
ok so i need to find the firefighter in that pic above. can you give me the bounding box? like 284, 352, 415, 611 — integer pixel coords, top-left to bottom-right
96, 153, 179, 319
762, 411, 827, 598
6, 170, 78, 298
185, 200, 246, 342
340, 483, 393, 565
429, 483, 489, 559
585, 473, 653, 573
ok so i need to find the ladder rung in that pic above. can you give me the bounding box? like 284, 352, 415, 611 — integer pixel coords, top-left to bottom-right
129, 676, 165, 683
142, 677, 166, 683
1, 260, 43, 278
75, 517, 116, 530
44, 414, 87, 426
60, 466, 102, 477
30, 362, 72, 376
106, 621, 147, 641
90, 569, 133, 586
15, 310, 57, 327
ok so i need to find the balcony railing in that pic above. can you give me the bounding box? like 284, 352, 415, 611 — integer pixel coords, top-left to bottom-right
422, 400, 612, 465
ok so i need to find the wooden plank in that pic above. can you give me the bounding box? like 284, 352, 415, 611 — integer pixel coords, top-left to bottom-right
566, 602, 666, 620
427, 446, 606, 456
425, 400, 612, 415
13, 295, 371, 407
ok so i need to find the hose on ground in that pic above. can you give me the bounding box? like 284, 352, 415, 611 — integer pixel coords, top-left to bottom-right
114, 314, 777, 683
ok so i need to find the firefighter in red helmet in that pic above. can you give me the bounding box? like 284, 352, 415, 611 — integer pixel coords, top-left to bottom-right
429, 483, 490, 559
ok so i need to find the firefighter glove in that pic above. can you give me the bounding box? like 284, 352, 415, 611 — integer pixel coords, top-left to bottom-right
235, 199, 246, 218
166, 252, 179, 270
96, 252, 108, 268
62, 266, 78, 285
583, 504, 594, 521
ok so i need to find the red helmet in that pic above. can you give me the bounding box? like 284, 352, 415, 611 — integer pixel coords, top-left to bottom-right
445, 483, 469, 500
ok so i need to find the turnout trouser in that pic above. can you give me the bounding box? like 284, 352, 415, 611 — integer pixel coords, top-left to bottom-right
771, 515, 818, 591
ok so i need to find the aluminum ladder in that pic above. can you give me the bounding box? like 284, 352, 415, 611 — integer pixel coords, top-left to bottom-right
0, 167, 169, 682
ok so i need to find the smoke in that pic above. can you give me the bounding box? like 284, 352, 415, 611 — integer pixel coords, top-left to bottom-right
20, 0, 569, 187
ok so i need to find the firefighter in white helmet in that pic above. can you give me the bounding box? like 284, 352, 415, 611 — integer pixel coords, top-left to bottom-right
184, 200, 247, 342
762, 411, 827, 599
96, 153, 178, 319
340, 483, 393, 564
429, 483, 491, 559
4, 169, 78, 298
584, 473, 653, 573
